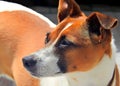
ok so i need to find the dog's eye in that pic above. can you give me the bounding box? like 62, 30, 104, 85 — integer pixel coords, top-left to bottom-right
45, 32, 50, 44
59, 39, 72, 48
56, 36, 73, 49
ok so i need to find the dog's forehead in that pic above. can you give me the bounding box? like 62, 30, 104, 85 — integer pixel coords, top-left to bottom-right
63, 16, 87, 29
51, 16, 87, 37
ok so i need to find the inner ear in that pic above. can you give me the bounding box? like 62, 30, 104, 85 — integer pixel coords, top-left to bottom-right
86, 13, 105, 44
87, 14, 101, 36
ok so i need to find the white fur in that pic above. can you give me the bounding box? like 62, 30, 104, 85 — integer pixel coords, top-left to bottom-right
116, 52, 120, 70
62, 23, 73, 32
53, 22, 73, 44
40, 76, 69, 86
32, 46, 60, 76
0, 1, 56, 28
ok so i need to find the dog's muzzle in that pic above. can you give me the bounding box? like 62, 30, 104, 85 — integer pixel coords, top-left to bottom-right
22, 53, 64, 77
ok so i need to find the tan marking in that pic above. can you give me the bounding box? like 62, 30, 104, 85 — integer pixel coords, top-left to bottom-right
0, 10, 52, 86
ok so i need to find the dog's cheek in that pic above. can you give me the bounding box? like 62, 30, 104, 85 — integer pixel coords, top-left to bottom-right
64, 54, 79, 72
63, 47, 99, 72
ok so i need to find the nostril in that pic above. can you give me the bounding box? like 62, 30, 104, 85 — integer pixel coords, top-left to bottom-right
22, 55, 37, 68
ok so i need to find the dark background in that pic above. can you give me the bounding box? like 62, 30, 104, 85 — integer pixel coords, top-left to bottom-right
3, 0, 120, 7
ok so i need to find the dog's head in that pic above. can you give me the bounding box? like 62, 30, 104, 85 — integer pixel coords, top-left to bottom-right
22, 0, 118, 77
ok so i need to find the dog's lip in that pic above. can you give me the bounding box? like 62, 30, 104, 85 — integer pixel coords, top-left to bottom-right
30, 71, 63, 78
55, 71, 63, 74
30, 72, 44, 77
54, 71, 64, 76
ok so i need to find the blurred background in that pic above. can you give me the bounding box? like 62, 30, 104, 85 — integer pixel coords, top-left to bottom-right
3, 0, 120, 7
0, 0, 120, 86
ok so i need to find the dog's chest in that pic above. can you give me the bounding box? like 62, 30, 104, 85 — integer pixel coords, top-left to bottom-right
40, 76, 69, 86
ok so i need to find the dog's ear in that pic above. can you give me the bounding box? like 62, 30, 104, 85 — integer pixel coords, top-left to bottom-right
86, 12, 118, 43
57, 0, 84, 23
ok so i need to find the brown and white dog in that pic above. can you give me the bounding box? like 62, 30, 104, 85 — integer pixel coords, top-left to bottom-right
22, 0, 120, 86
0, 1, 56, 86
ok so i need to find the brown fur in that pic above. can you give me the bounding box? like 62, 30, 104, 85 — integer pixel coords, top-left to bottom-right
0, 11, 52, 86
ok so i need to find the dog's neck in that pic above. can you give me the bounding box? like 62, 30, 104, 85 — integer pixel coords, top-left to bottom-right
65, 54, 116, 86
40, 41, 117, 86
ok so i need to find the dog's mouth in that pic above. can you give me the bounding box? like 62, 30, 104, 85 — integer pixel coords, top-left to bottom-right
23, 64, 64, 78
29, 71, 63, 78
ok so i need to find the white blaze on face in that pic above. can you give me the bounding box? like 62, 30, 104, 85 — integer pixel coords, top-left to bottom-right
62, 23, 73, 31
52, 22, 73, 45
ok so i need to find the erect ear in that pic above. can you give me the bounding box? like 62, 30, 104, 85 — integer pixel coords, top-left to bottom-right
86, 12, 118, 43
57, 0, 84, 23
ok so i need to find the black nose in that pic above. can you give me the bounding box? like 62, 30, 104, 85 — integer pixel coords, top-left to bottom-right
22, 55, 37, 68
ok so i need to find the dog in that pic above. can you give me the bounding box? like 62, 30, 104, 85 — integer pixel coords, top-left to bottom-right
0, 1, 56, 86
22, 0, 120, 86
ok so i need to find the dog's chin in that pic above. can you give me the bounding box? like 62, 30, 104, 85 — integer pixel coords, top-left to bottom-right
29, 71, 64, 78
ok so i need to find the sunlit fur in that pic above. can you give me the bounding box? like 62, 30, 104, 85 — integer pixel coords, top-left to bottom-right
0, 1, 55, 86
